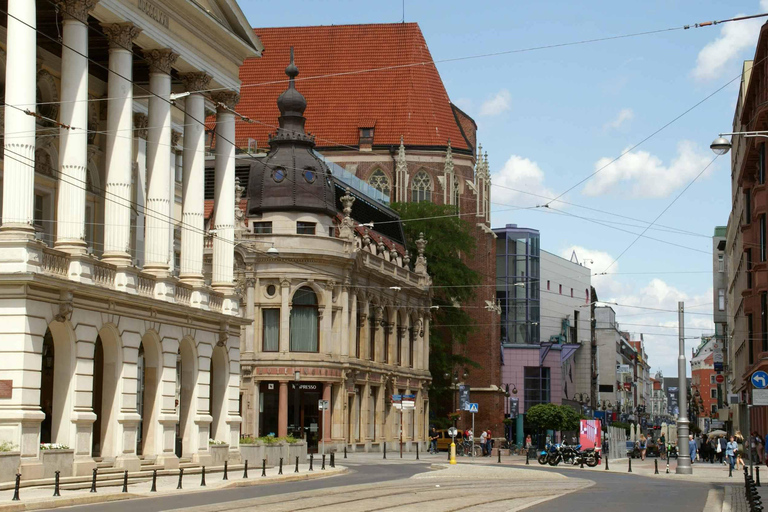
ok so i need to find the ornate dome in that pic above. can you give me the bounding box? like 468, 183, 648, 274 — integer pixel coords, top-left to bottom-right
247, 48, 336, 218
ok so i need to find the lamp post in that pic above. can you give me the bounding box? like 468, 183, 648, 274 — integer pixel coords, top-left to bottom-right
710, 131, 768, 156
444, 370, 468, 428
676, 301, 692, 474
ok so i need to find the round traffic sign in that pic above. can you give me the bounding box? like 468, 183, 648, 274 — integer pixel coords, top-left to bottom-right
448, 427, 458, 438
715, 374, 724, 384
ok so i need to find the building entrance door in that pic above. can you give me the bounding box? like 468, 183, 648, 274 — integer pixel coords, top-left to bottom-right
288, 382, 321, 453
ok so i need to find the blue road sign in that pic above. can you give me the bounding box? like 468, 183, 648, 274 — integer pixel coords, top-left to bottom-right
402, 394, 416, 400
392, 394, 402, 401
468, 403, 479, 413
752, 371, 768, 389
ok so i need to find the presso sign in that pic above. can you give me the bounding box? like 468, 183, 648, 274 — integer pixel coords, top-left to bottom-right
291, 383, 319, 391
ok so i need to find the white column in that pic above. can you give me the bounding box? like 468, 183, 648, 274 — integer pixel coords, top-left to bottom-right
1, 0, 36, 234
169, 130, 181, 274
55, 1, 97, 254
210, 92, 239, 292
133, 114, 148, 268
101, 23, 141, 265
179, 73, 211, 285
143, 49, 178, 276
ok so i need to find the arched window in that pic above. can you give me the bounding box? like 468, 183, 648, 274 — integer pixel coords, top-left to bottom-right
411, 170, 432, 203
290, 287, 319, 352
453, 178, 460, 210
368, 169, 391, 197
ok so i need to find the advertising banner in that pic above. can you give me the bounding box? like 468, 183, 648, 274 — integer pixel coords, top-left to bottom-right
459, 385, 471, 411
580, 419, 602, 452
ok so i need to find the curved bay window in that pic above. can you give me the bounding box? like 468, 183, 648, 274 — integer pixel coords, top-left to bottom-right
290, 287, 319, 352
368, 169, 391, 197
411, 170, 432, 203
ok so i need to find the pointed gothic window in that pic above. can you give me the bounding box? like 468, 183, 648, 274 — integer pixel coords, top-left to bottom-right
368, 169, 391, 197
411, 170, 432, 203
453, 178, 460, 210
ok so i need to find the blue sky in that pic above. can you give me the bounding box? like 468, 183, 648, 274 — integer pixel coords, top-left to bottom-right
241, 0, 768, 377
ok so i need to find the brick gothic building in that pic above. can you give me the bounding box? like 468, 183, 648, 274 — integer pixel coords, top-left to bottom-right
234, 23, 503, 432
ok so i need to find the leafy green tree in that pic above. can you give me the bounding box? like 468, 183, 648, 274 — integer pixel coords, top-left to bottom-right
525, 404, 564, 432
391, 201, 481, 415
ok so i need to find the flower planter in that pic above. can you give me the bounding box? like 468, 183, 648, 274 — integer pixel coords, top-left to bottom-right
40, 449, 74, 479
0, 452, 20, 483
209, 444, 229, 467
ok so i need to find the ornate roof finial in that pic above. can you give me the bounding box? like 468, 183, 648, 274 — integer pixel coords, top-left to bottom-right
276, 47, 307, 120
484, 151, 490, 179
475, 143, 483, 183
397, 135, 407, 170
339, 187, 356, 240
444, 139, 454, 176
414, 232, 428, 276
286, 46, 299, 81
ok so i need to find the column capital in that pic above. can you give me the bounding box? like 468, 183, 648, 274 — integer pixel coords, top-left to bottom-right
133, 112, 148, 139
181, 72, 213, 93
143, 48, 179, 75
56, 0, 98, 24
101, 22, 141, 50
211, 91, 240, 111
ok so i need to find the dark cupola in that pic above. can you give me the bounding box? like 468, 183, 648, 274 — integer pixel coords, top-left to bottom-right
247, 48, 336, 218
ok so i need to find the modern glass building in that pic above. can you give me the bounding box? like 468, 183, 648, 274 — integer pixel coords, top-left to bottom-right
494, 224, 541, 345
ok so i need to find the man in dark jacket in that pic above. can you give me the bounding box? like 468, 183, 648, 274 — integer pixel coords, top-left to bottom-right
718, 436, 727, 465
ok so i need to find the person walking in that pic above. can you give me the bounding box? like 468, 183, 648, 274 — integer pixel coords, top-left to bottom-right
639, 435, 647, 461
659, 433, 667, 460
758, 432, 765, 463
486, 430, 494, 457
429, 427, 439, 454
727, 435, 738, 472
736, 431, 746, 470
708, 435, 717, 464
718, 435, 727, 465
479, 429, 488, 456
689, 435, 698, 464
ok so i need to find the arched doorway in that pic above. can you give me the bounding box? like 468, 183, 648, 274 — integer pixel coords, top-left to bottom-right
210, 345, 228, 443
40, 324, 74, 446
177, 338, 197, 458
137, 335, 161, 457
91, 330, 121, 458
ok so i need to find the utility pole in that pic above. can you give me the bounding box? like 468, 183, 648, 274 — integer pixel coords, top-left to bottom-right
676, 301, 692, 474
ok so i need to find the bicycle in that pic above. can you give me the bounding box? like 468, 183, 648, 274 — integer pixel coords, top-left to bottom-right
456, 440, 481, 457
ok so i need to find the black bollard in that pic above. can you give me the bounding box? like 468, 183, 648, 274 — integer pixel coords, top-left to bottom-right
295, 456, 299, 473
331, 453, 335, 468
243, 460, 248, 479
261, 459, 266, 477
758, 466, 762, 486
417, 443, 420, 460
322, 454, 326, 470
525, 450, 529, 465
605, 456, 609, 471
11, 473, 20, 501
150, 469, 157, 492
90, 467, 97, 493
278, 457, 283, 475
448, 447, 451, 462
309, 453, 314, 471
580, 456, 584, 469
223, 461, 228, 481
498, 448, 501, 464
655, 459, 659, 474
730, 464, 733, 478
628, 456, 632, 473
384, 443, 387, 459
344, 445, 347, 459
201, 466, 206, 487
177, 468, 184, 490
121, 470, 128, 493
53, 470, 61, 497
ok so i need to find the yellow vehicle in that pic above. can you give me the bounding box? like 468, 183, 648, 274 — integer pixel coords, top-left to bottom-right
435, 429, 460, 451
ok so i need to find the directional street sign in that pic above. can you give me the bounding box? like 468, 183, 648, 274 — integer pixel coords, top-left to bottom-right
392, 394, 402, 401
468, 402, 479, 413
402, 394, 415, 400
401, 400, 415, 409
752, 371, 768, 389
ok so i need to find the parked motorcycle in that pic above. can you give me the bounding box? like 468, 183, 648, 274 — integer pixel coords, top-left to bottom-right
538, 443, 558, 465
575, 447, 601, 467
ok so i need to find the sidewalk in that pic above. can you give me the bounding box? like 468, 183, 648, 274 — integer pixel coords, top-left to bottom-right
0, 463, 347, 511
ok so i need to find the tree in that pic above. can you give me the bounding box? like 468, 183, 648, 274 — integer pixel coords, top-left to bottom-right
526, 403, 582, 432
391, 201, 481, 415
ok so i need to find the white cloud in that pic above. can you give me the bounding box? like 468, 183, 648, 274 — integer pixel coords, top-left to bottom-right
692, 10, 763, 81
604, 108, 634, 131
559, 245, 626, 297
582, 140, 714, 198
491, 154, 556, 208
479, 89, 511, 116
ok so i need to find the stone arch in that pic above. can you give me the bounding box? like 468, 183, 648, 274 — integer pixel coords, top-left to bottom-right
209, 344, 229, 442
35, 69, 59, 127
41, 320, 76, 447
92, 323, 123, 458
137, 330, 163, 457
178, 336, 199, 458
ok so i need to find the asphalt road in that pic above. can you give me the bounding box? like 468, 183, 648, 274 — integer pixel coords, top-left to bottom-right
57, 462, 431, 512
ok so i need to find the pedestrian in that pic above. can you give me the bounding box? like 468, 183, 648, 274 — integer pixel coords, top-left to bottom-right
660, 433, 666, 460
736, 431, 745, 470
696, 434, 703, 461
727, 435, 738, 472
486, 430, 493, 457
689, 435, 697, 464
525, 434, 532, 449
708, 435, 718, 464
758, 432, 765, 464
429, 427, 439, 454
718, 435, 727, 465
639, 435, 647, 461
480, 429, 488, 456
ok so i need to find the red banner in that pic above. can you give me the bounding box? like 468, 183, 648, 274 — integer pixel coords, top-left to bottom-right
580, 419, 601, 452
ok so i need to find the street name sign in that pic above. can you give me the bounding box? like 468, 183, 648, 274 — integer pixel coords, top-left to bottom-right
754, 389, 768, 406
752, 371, 768, 389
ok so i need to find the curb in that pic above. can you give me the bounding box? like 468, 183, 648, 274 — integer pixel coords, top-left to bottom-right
0, 467, 348, 511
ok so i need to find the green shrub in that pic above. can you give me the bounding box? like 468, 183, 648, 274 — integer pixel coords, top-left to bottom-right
0, 441, 15, 452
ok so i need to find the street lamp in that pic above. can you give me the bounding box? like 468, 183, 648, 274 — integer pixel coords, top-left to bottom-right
710, 131, 768, 155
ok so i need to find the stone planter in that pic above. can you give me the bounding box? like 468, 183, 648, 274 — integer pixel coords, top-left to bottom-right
40, 449, 74, 479
209, 444, 229, 467
286, 441, 307, 462
0, 452, 20, 483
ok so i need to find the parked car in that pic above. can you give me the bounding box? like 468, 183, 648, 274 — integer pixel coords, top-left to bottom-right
435, 429, 462, 451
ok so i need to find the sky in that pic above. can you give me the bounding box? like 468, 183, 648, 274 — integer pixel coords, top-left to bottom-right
240, 0, 768, 378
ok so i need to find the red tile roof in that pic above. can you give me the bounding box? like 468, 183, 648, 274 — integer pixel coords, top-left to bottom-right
235, 23, 470, 151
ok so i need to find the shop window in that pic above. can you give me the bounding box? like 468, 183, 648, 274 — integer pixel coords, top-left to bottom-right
290, 287, 318, 352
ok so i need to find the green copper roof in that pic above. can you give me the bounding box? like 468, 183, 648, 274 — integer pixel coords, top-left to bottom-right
714, 226, 727, 237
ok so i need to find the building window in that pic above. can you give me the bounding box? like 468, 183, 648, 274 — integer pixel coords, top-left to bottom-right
524, 366, 551, 411
586, 289, 589, 304
718, 289, 725, 311
718, 254, 724, 272
749, 314, 755, 365
746, 190, 752, 225
411, 170, 432, 203
252, 221, 272, 234
359, 127, 374, 146
711, 388, 717, 399
397, 325, 402, 365
760, 143, 766, 185
570, 288, 573, 298
409, 326, 415, 368
711, 404, 718, 414
559, 284, 562, 295
763, 292, 768, 353
355, 300, 362, 358
547, 280, 550, 291
710, 375, 716, 384
290, 287, 319, 352
262, 309, 280, 352
383, 320, 390, 364
297, 221, 316, 235
368, 169, 391, 197
761, 215, 766, 262
369, 305, 376, 361
748, 249, 754, 289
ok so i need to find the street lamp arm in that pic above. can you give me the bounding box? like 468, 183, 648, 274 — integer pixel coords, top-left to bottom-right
719, 131, 768, 138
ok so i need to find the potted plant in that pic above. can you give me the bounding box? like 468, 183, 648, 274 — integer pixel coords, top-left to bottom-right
39, 443, 74, 478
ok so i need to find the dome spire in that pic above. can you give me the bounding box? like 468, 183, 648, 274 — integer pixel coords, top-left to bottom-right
276, 46, 307, 123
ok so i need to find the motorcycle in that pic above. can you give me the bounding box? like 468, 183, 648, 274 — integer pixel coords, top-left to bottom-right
538, 443, 558, 465
548, 443, 580, 466
575, 447, 601, 467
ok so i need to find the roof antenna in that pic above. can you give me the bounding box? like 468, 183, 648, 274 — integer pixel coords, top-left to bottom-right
402, 0, 405, 23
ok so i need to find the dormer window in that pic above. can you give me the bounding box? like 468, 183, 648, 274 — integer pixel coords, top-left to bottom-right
272, 167, 286, 183
359, 127, 374, 145
303, 168, 316, 183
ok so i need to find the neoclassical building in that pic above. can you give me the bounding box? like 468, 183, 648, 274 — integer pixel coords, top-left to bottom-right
236, 55, 432, 452
0, 1, 259, 478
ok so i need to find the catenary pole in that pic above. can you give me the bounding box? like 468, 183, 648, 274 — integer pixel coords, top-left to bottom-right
676, 301, 692, 474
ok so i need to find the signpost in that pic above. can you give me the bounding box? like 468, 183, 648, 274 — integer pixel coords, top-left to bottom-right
715, 374, 724, 384
448, 427, 457, 465
318, 399, 329, 456
392, 394, 416, 458
468, 403, 479, 461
